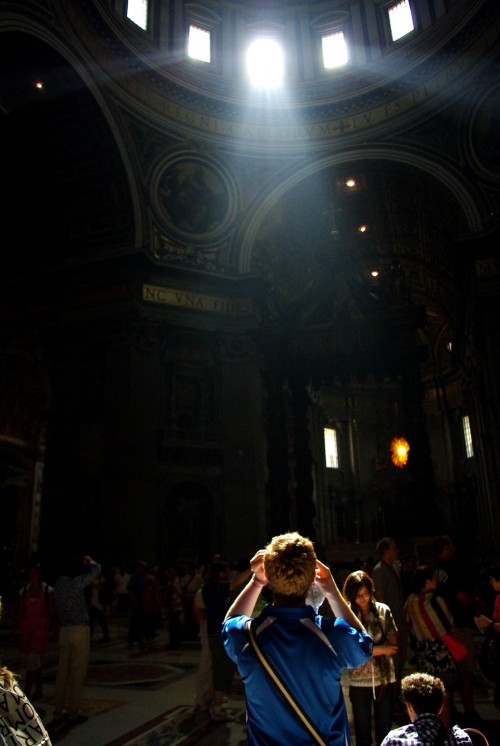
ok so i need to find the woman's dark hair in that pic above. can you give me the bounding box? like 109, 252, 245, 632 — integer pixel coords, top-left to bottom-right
411, 565, 435, 594
342, 570, 374, 615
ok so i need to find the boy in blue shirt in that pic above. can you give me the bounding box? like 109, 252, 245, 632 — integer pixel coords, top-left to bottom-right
223, 532, 372, 745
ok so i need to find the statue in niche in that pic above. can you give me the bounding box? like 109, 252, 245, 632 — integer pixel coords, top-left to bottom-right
159, 162, 228, 234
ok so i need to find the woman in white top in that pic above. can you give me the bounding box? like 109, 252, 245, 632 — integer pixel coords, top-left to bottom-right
343, 570, 398, 746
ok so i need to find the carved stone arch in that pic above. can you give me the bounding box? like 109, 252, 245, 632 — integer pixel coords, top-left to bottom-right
236, 145, 484, 275
0, 26, 141, 264
462, 79, 500, 182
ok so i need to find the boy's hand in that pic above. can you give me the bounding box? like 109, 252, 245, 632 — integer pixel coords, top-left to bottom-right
314, 560, 338, 594
250, 549, 268, 586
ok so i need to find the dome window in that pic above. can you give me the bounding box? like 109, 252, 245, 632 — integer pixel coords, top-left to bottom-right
126, 0, 148, 31
246, 37, 285, 88
188, 24, 211, 63
322, 31, 348, 69
388, 0, 415, 42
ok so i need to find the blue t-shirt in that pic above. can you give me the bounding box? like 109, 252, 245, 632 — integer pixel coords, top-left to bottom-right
223, 604, 372, 746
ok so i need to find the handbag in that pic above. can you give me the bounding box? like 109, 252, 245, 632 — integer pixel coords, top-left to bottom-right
463, 727, 490, 745
478, 625, 500, 682
441, 632, 468, 662
414, 593, 467, 663
0, 682, 51, 746
247, 620, 328, 746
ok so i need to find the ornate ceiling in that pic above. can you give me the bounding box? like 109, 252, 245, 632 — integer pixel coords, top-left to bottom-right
1, 0, 499, 385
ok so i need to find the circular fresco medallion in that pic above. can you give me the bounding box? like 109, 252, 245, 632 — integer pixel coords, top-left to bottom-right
151, 155, 235, 242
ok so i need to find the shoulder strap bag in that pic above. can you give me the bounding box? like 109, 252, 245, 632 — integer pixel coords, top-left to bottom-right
463, 727, 490, 745
416, 594, 468, 662
247, 620, 328, 746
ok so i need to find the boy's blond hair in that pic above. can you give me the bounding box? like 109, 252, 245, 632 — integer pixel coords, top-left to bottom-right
264, 532, 316, 600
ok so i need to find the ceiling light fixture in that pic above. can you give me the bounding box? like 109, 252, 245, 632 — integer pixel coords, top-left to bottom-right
390, 437, 410, 468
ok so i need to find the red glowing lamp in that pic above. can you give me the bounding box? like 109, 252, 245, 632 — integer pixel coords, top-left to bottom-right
390, 437, 410, 468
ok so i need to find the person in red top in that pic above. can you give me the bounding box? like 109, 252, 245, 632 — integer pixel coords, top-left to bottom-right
475, 565, 500, 708
17, 563, 57, 702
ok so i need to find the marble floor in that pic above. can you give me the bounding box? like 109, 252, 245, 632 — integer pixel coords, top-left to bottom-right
1, 615, 498, 745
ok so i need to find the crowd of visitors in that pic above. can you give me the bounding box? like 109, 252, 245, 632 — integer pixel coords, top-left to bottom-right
0, 533, 498, 745
221, 532, 499, 745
